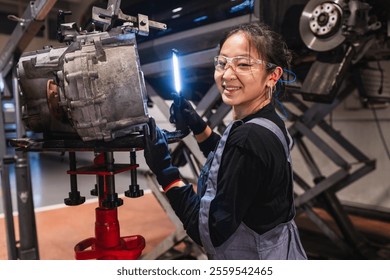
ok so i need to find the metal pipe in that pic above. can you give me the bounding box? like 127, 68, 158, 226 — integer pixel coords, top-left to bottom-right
130, 150, 137, 186
14, 150, 39, 259
0, 162, 18, 259
69, 152, 78, 193
12, 67, 24, 138
102, 151, 123, 208
104, 151, 115, 196
0, 87, 18, 259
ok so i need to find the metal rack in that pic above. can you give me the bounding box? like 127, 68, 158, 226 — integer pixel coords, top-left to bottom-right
0, 0, 59, 260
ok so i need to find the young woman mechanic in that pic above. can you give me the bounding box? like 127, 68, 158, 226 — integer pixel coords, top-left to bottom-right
144, 22, 307, 260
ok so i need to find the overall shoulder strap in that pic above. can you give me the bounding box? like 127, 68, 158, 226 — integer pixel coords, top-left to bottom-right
246, 118, 292, 161
247, 117, 296, 219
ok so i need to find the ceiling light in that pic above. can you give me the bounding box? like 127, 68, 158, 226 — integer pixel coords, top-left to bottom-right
172, 7, 183, 13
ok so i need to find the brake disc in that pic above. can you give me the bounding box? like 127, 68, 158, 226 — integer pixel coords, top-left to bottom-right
299, 0, 346, 52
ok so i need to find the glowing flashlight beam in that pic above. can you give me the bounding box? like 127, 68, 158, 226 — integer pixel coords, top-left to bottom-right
172, 49, 181, 94
0, 75, 4, 93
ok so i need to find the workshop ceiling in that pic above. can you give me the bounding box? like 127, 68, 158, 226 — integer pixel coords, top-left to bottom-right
0, 0, 96, 22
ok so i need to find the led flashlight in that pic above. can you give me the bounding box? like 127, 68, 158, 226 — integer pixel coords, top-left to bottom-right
170, 49, 189, 136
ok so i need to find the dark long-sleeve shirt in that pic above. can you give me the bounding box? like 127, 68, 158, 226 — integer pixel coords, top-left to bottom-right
166, 103, 294, 247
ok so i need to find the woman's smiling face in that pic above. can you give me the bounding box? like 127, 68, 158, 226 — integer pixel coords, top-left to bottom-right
214, 31, 273, 119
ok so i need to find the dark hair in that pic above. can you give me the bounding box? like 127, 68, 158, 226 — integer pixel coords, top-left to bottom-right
219, 22, 292, 74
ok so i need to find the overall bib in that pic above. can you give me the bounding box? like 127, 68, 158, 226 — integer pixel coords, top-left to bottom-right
197, 118, 307, 260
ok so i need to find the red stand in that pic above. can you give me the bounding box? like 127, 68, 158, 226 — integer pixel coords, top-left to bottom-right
70, 152, 145, 260
74, 208, 145, 260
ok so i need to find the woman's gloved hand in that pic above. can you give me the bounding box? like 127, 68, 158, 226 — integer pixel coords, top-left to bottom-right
144, 121, 181, 191
170, 93, 207, 135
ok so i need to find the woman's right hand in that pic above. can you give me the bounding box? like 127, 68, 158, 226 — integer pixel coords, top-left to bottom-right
143, 122, 181, 191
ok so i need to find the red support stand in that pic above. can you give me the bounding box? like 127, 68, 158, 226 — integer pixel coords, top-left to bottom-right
69, 152, 145, 260
74, 208, 145, 260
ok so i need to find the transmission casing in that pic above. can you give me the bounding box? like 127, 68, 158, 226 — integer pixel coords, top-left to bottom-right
17, 32, 149, 141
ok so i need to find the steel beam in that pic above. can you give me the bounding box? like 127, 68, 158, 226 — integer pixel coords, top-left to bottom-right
0, 0, 57, 76
0, 0, 56, 260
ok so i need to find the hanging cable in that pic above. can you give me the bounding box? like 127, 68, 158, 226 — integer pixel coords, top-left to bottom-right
274, 68, 297, 120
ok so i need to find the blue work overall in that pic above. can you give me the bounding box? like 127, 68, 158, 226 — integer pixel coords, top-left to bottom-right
197, 118, 307, 260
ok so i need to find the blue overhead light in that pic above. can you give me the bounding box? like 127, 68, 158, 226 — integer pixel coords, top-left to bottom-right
230, 0, 254, 13
193, 15, 208, 23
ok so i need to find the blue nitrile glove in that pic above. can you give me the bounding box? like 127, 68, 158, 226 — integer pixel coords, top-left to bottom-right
169, 93, 207, 135
144, 123, 181, 191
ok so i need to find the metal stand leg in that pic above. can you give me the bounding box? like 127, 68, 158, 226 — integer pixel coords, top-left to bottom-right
0, 154, 18, 260
0, 70, 39, 259
14, 150, 40, 259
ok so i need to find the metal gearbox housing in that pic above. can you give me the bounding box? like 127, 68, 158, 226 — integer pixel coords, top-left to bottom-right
17, 32, 149, 142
